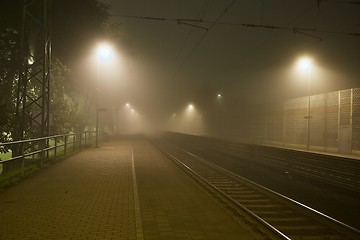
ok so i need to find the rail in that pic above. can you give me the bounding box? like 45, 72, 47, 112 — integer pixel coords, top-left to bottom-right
153, 137, 360, 240
163, 132, 360, 193
0, 131, 99, 182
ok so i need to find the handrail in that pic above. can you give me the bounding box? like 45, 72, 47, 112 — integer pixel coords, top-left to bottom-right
0, 133, 81, 147
0, 131, 100, 178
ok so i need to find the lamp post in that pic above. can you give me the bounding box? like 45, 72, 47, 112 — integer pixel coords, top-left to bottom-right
299, 58, 312, 151
96, 45, 111, 147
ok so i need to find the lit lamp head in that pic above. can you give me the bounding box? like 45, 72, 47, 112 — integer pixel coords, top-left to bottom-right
98, 45, 112, 61
298, 57, 312, 71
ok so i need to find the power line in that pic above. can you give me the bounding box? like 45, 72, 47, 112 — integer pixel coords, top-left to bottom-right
169, 0, 237, 80
169, 0, 211, 80
319, 0, 360, 5
110, 14, 360, 37
109, 2, 359, 90
199, 0, 211, 20
208, 0, 237, 30
220, 22, 359, 98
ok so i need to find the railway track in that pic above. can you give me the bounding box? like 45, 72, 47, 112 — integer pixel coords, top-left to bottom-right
153, 138, 360, 240
164, 133, 360, 194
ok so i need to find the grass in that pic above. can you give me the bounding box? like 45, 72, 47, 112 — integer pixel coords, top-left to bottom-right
0, 141, 92, 189
0, 164, 40, 188
0, 135, 98, 188
0, 151, 12, 161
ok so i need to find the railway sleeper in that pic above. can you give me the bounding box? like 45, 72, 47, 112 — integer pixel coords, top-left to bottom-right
269, 219, 321, 228
279, 226, 340, 238
233, 198, 274, 205
257, 211, 308, 219
224, 189, 257, 194
226, 193, 264, 199
261, 216, 312, 225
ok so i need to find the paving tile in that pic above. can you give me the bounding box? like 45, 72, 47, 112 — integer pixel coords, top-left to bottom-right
0, 137, 262, 240
0, 141, 136, 240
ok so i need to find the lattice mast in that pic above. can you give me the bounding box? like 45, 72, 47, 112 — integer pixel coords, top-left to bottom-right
16, 0, 51, 141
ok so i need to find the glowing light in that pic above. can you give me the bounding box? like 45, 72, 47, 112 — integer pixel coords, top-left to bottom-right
188, 104, 194, 110
28, 57, 34, 65
217, 93, 222, 98
98, 44, 112, 61
126, 103, 130, 108
298, 57, 312, 71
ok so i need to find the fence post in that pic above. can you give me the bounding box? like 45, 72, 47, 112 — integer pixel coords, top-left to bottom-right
64, 135, 67, 155
21, 142, 25, 176
40, 139, 45, 167
54, 136, 57, 158
46, 137, 49, 159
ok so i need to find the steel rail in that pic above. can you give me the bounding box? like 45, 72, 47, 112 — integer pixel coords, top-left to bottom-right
153, 138, 360, 240
165, 133, 360, 193
155, 140, 290, 240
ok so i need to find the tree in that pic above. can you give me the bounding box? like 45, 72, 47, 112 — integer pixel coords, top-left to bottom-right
0, 0, 110, 144
0, 28, 21, 144
49, 58, 71, 134
0, 0, 109, 66
50, 58, 94, 135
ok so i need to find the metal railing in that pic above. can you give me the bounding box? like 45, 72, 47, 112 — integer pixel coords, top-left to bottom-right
0, 131, 99, 182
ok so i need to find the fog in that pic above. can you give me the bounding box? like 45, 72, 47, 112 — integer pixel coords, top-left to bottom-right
81, 0, 359, 137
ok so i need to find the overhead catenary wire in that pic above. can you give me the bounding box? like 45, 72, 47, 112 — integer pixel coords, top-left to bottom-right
169, 0, 211, 80
110, 14, 360, 37
319, 0, 360, 4
219, 22, 360, 101
212, 1, 360, 96
168, 0, 238, 81
199, 0, 211, 20
109, 1, 359, 93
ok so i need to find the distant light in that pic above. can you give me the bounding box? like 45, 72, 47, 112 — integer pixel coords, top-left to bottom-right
172, 113, 176, 117
298, 57, 312, 71
188, 104, 194, 110
28, 57, 34, 65
98, 44, 112, 61
126, 103, 130, 107
217, 93, 222, 98
131, 109, 134, 112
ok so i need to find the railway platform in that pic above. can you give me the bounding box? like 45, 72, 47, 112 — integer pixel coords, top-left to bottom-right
0, 137, 262, 240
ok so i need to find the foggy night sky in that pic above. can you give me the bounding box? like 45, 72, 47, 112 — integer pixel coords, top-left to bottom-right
90, 0, 359, 127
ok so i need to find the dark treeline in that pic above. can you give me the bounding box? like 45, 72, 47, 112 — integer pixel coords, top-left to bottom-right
0, 0, 115, 145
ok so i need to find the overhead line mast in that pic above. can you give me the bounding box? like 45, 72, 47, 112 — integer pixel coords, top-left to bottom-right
16, 0, 51, 160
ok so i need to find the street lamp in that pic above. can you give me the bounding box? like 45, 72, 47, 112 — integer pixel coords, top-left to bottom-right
96, 44, 112, 147
188, 104, 194, 111
298, 57, 312, 151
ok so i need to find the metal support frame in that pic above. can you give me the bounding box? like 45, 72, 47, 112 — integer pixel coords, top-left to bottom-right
16, 0, 51, 161
306, 68, 311, 151
350, 89, 353, 154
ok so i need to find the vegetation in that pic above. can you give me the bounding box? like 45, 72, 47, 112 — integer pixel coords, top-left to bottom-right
0, 0, 113, 149
0, 27, 21, 142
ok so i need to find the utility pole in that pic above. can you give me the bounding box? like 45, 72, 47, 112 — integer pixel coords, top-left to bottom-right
15, 0, 51, 163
